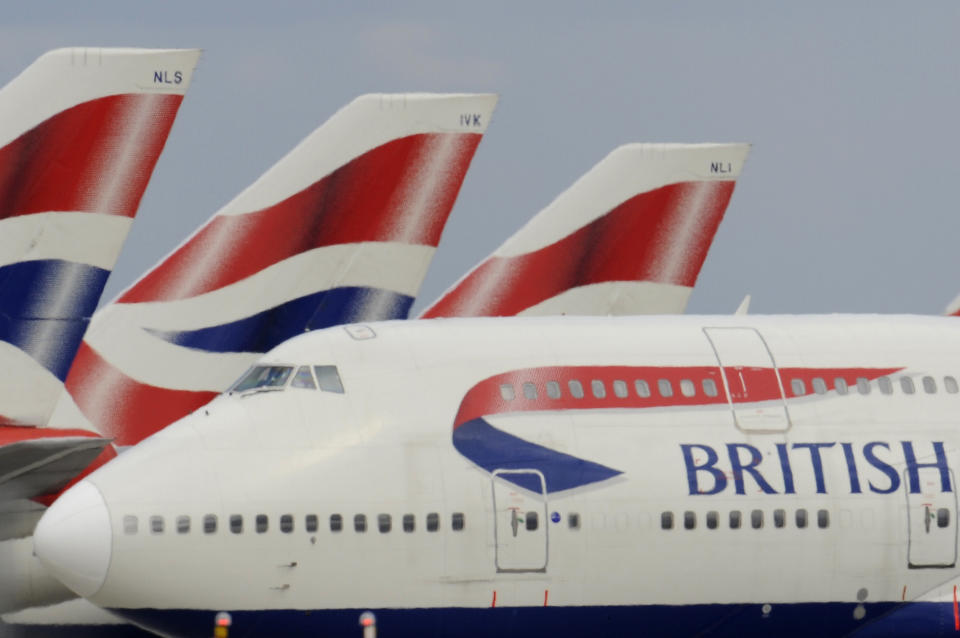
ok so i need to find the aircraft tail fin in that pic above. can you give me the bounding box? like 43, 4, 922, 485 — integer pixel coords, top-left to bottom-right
420, 143, 749, 318
0, 47, 200, 427
56, 93, 498, 444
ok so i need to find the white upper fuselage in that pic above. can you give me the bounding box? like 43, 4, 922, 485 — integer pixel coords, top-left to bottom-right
34, 314, 960, 636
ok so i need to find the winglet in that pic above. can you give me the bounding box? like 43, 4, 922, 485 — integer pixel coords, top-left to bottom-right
734, 294, 751, 316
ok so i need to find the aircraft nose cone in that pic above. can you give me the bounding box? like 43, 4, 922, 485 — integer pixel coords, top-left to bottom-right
34, 480, 112, 598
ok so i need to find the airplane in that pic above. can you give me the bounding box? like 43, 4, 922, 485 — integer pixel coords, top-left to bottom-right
34, 312, 960, 637
0, 46, 200, 616
420, 143, 750, 318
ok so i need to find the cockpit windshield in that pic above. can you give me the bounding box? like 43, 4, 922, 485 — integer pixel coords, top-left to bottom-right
230, 366, 294, 392
229, 364, 345, 394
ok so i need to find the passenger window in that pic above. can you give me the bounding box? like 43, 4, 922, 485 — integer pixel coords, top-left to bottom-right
230, 515, 243, 534
818, 509, 830, 528
680, 380, 696, 398
661, 511, 674, 530
835, 378, 849, 395
314, 366, 345, 393
706, 511, 718, 529
635, 379, 651, 398
613, 380, 628, 398
946, 376, 959, 394
231, 365, 293, 392
568, 513, 581, 530
378, 514, 391, 533
150, 515, 164, 534
658, 379, 673, 398
751, 510, 763, 529
354, 514, 367, 533
305, 514, 318, 533
452, 513, 465, 531
683, 511, 696, 530
856, 377, 871, 395
729, 511, 742, 529
702, 379, 718, 397
329, 514, 342, 533
812, 378, 827, 395
591, 380, 606, 399
290, 366, 317, 389
796, 509, 808, 528
256, 514, 268, 534
499, 384, 515, 401
568, 380, 584, 399
546, 381, 561, 399
176, 515, 190, 534
123, 515, 138, 535
203, 514, 218, 534
522, 382, 537, 400
426, 513, 440, 532
525, 511, 538, 531
923, 376, 938, 394
773, 509, 785, 528
901, 377, 916, 394
790, 379, 806, 396
938, 508, 950, 528
878, 376, 893, 395
280, 515, 294, 533
403, 514, 415, 533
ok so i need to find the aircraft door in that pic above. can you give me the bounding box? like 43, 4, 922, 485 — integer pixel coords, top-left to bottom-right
492, 469, 547, 573
905, 467, 957, 569
703, 327, 791, 432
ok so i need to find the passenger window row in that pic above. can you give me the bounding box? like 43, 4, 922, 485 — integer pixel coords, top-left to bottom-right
123, 512, 466, 536
660, 508, 834, 531
790, 375, 959, 398
500, 377, 720, 402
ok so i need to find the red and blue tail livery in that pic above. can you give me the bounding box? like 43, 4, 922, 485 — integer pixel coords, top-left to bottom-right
0, 48, 200, 427
51, 93, 498, 445
421, 143, 749, 318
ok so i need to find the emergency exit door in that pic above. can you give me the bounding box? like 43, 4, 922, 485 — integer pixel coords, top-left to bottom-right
906, 467, 958, 569
492, 469, 548, 573
703, 327, 791, 432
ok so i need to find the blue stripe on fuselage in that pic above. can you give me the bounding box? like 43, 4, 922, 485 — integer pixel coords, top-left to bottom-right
106, 601, 924, 638
145, 287, 414, 354
0, 260, 109, 380
453, 417, 621, 493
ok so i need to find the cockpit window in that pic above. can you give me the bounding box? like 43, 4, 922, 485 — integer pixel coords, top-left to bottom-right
231, 366, 294, 392
314, 366, 345, 393
291, 366, 317, 389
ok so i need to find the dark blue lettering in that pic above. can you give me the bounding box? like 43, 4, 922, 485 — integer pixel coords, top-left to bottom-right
681, 444, 726, 495
727, 443, 777, 495
863, 442, 900, 494
174, 70, 183, 84
776, 443, 795, 494
792, 442, 835, 494
841, 442, 861, 494
902, 441, 952, 493
153, 71, 163, 83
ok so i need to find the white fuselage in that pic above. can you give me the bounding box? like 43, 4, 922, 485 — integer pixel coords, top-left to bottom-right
34, 315, 960, 637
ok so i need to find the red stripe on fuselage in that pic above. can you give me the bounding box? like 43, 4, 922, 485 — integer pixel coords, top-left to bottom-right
422, 180, 736, 318
119, 132, 483, 304
453, 365, 903, 428
0, 94, 184, 220
65, 342, 218, 446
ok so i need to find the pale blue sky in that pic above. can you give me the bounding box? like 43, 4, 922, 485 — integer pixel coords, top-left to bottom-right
3, 2, 959, 314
